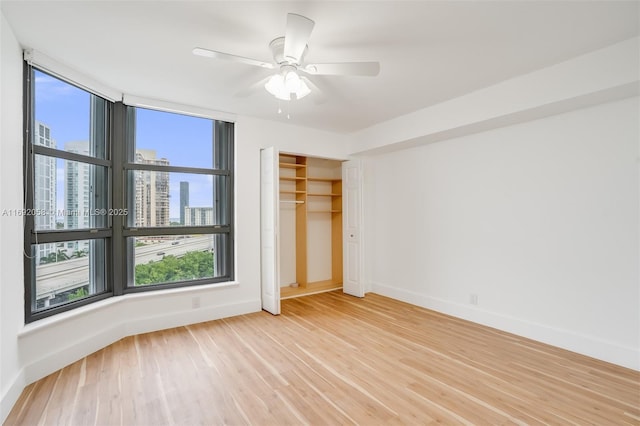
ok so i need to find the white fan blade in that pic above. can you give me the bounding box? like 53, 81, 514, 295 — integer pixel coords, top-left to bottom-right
235, 76, 271, 98
303, 62, 380, 76
193, 47, 274, 69
284, 13, 315, 64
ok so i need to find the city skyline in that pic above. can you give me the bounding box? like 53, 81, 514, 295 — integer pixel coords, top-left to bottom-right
35, 71, 216, 220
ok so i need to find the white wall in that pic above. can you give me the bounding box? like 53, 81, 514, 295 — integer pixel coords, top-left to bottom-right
0, 14, 350, 420
236, 116, 350, 162
0, 10, 27, 422
351, 37, 639, 156
363, 97, 639, 369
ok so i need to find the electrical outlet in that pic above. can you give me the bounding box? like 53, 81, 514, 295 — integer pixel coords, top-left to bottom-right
192, 296, 200, 309
470, 294, 478, 305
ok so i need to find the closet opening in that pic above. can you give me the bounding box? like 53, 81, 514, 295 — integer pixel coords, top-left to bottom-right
279, 154, 343, 299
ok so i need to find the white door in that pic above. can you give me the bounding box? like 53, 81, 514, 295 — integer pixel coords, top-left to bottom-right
342, 160, 364, 297
260, 147, 280, 314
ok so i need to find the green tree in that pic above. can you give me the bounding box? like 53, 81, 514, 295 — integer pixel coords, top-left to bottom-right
67, 287, 88, 301
40, 250, 71, 264
70, 249, 87, 258
56, 250, 70, 261
135, 251, 215, 286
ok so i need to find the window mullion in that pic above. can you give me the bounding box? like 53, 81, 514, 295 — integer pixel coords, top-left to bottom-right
111, 102, 127, 296
31, 145, 110, 167
123, 163, 229, 175
29, 229, 112, 244
23, 63, 36, 318
123, 226, 231, 238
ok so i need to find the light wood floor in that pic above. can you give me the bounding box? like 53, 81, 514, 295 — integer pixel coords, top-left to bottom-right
280, 279, 342, 299
5, 291, 640, 425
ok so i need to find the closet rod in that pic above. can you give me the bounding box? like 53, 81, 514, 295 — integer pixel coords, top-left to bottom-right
280, 200, 305, 204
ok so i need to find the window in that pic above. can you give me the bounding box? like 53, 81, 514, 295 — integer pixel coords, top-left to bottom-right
23, 65, 234, 322
123, 107, 233, 289
24, 69, 110, 319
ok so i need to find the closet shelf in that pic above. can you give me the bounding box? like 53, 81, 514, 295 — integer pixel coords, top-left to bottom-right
308, 209, 342, 213
307, 177, 341, 182
280, 190, 306, 194
280, 176, 306, 181
307, 193, 342, 197
280, 163, 307, 169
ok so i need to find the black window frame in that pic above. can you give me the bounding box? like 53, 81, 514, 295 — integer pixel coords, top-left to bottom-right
23, 62, 235, 323
119, 106, 235, 292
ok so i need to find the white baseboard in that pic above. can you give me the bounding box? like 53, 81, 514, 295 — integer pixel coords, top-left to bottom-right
123, 299, 261, 337
1, 298, 260, 423
1, 369, 25, 424
371, 282, 639, 371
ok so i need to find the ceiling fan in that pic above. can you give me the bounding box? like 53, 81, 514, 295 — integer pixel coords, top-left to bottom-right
193, 13, 380, 102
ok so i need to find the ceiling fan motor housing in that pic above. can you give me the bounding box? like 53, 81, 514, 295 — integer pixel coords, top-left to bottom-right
269, 36, 307, 66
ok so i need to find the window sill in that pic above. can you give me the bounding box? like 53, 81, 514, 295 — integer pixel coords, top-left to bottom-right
18, 280, 240, 338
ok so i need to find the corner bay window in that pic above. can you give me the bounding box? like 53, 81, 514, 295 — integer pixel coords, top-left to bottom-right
23, 65, 234, 322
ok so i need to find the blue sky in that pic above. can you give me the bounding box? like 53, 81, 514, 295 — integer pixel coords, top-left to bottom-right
35, 71, 215, 220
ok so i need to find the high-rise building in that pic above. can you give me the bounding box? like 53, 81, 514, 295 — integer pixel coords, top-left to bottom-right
184, 206, 215, 226
179, 181, 189, 225
33, 121, 57, 263
134, 149, 170, 227
63, 141, 91, 255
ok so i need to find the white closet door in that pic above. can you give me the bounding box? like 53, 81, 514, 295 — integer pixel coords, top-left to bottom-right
342, 160, 364, 297
260, 147, 281, 314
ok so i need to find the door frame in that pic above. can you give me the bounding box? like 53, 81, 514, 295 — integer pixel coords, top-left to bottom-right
260, 149, 365, 310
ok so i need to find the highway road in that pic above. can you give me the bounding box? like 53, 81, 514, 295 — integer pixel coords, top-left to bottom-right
134, 236, 214, 265
36, 235, 214, 300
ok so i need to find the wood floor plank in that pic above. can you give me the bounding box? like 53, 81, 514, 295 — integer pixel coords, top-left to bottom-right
4, 291, 639, 425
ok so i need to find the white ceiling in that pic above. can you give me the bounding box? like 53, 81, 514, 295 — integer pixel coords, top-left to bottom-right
2, 1, 638, 133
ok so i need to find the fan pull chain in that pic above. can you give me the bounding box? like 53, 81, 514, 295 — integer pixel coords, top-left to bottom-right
275, 100, 291, 119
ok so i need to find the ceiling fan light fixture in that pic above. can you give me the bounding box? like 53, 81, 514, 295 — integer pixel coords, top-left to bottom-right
265, 70, 311, 101
296, 79, 311, 99
284, 70, 301, 92
265, 74, 290, 100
